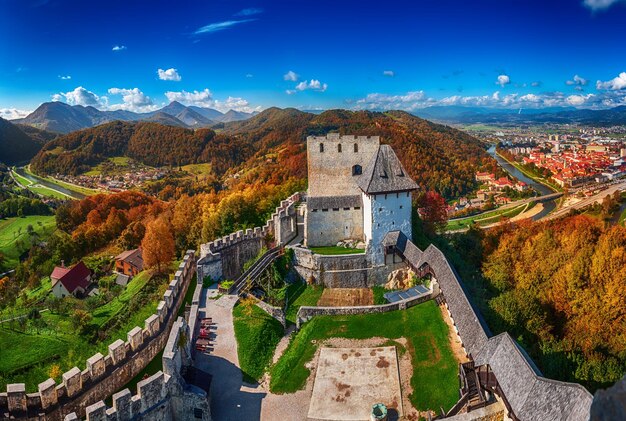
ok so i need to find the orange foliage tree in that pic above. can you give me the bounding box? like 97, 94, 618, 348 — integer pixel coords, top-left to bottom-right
142, 216, 175, 273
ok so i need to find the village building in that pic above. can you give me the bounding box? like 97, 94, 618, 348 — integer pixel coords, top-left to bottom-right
50, 261, 92, 298
115, 248, 144, 278
304, 134, 418, 264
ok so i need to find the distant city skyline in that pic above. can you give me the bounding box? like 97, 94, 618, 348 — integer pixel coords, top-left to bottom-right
1, 0, 626, 119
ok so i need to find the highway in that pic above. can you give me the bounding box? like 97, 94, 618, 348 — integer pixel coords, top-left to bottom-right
543, 180, 626, 220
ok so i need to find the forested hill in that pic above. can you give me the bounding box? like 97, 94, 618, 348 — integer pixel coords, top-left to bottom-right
0, 117, 57, 165
30, 108, 496, 199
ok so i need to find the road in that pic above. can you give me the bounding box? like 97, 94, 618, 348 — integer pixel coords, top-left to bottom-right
543, 181, 626, 220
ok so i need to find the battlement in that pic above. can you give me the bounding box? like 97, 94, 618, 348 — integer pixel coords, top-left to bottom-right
307, 134, 380, 144
0, 251, 197, 420
197, 192, 301, 282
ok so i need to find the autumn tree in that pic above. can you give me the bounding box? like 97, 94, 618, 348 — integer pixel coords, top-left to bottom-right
142, 216, 175, 273
416, 191, 448, 236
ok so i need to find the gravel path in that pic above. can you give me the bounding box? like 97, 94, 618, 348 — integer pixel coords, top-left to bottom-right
194, 293, 311, 421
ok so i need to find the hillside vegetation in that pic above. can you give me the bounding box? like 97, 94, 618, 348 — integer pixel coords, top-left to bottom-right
31, 108, 495, 199
0, 118, 55, 165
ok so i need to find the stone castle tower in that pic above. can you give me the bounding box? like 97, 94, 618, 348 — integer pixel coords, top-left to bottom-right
304, 134, 418, 264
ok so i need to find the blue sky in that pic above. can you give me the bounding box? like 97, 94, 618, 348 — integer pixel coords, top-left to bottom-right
1, 0, 626, 118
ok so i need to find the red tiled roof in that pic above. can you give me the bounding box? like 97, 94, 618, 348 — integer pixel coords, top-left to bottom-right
53, 261, 91, 293
51, 266, 70, 280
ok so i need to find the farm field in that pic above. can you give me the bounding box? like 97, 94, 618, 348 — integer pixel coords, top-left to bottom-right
0, 216, 56, 269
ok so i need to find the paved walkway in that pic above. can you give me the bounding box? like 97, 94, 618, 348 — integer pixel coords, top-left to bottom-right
194, 292, 310, 421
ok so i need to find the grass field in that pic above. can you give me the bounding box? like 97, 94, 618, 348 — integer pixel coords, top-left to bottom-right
10, 168, 71, 199
0, 216, 56, 269
90, 271, 152, 328
285, 283, 324, 325
181, 163, 213, 179
233, 303, 284, 382
270, 301, 459, 412
446, 203, 529, 231
0, 270, 175, 391
309, 246, 365, 255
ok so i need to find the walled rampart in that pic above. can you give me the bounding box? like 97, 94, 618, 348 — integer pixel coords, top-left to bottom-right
292, 245, 405, 287
0, 251, 197, 421
197, 192, 301, 282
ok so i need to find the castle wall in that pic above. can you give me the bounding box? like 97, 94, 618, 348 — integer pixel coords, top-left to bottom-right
307, 134, 380, 198
364, 192, 413, 265
197, 192, 300, 282
1, 252, 197, 421
292, 246, 406, 288
305, 207, 363, 247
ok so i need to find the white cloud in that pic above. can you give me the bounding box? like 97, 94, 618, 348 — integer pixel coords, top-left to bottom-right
234, 8, 263, 16
164, 89, 261, 113
52, 86, 106, 107
112, 45, 127, 51
108, 88, 157, 112
58, 75, 71, 80
496, 74, 510, 87
286, 89, 296, 95
383, 70, 395, 77
566, 94, 594, 106
596, 72, 626, 90
165, 89, 213, 107
353, 89, 625, 111
295, 79, 328, 92
157, 68, 182, 81
283, 70, 299, 81
194, 19, 255, 35
531, 81, 542, 87
0, 108, 32, 120
566, 74, 588, 86
245, 73, 253, 78
583, 0, 625, 11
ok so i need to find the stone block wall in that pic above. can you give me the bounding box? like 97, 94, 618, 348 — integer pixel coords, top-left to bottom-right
1, 251, 197, 421
197, 192, 301, 282
292, 246, 406, 287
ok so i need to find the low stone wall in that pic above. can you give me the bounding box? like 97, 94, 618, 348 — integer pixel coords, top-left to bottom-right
292, 246, 406, 288
0, 251, 197, 421
253, 298, 286, 327
296, 287, 433, 328
197, 192, 301, 282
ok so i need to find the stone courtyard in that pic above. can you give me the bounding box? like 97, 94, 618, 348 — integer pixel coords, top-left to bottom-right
307, 347, 403, 421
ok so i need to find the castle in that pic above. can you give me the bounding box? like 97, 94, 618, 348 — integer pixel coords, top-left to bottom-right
304, 134, 418, 265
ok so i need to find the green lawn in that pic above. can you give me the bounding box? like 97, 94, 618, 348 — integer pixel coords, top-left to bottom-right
372, 285, 394, 305
309, 246, 365, 255
270, 301, 459, 413
0, 328, 68, 374
446, 203, 529, 231
90, 271, 152, 328
0, 216, 56, 269
285, 283, 324, 325
233, 303, 284, 382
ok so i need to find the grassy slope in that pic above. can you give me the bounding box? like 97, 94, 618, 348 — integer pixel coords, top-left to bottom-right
0, 216, 56, 268
270, 301, 459, 412
233, 303, 284, 382
446, 203, 529, 231
285, 283, 324, 325
90, 271, 152, 328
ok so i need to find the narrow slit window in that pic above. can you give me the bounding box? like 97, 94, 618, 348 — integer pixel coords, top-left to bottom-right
354, 143, 358, 153
320, 143, 324, 152
338, 143, 342, 153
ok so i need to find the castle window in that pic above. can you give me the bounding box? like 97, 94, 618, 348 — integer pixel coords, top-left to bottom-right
352, 165, 362, 176
379, 208, 383, 212
320, 143, 324, 152
399, 205, 403, 209
343, 207, 350, 210
322, 208, 328, 212
194, 409, 204, 419
338, 143, 342, 153
312, 209, 318, 212
354, 143, 358, 153
333, 208, 339, 211
354, 206, 361, 210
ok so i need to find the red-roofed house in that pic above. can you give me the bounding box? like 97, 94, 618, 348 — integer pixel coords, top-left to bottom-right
114, 248, 144, 278
51, 261, 92, 298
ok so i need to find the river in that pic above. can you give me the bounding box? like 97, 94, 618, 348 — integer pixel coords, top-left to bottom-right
487, 145, 556, 220
15, 167, 85, 200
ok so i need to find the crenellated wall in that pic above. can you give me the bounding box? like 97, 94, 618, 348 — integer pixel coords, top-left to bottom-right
0, 251, 197, 421
197, 192, 301, 282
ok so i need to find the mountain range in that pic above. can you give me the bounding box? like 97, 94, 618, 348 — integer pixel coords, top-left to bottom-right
13, 101, 257, 133
412, 105, 626, 125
